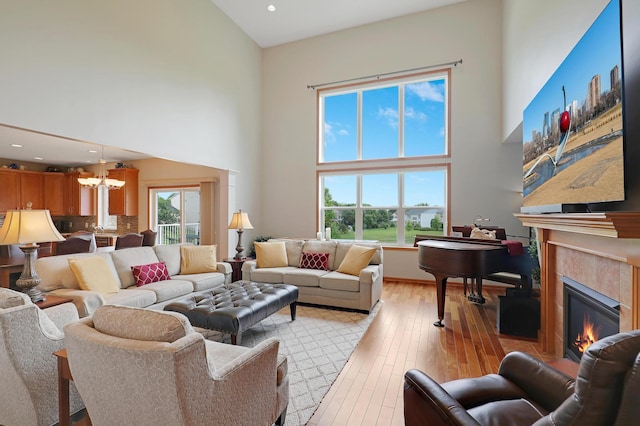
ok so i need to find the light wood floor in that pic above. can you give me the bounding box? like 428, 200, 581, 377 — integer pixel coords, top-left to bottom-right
307, 280, 556, 426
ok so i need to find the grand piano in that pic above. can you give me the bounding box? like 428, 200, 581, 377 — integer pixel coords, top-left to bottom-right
415, 234, 533, 327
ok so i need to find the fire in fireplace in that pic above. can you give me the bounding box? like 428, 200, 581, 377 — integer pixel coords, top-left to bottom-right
563, 276, 619, 362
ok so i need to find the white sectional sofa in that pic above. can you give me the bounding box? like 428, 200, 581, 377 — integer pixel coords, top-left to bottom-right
35, 244, 231, 317
242, 239, 383, 312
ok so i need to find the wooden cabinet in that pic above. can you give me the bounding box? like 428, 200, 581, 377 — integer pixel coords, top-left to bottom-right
43, 173, 66, 216
0, 169, 46, 212
0, 169, 20, 212
65, 172, 95, 216
108, 168, 138, 216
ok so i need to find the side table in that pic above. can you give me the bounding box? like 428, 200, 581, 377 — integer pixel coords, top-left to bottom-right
36, 295, 73, 309
223, 257, 254, 282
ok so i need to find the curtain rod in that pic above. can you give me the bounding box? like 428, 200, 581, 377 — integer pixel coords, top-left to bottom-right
307, 58, 463, 90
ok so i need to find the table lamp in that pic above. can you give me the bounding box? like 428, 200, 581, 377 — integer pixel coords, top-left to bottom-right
0, 203, 65, 302
228, 210, 254, 259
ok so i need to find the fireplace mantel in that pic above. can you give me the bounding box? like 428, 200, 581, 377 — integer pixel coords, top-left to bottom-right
516, 212, 640, 357
515, 212, 640, 239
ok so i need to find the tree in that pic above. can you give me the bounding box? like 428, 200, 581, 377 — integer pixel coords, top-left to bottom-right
157, 197, 179, 224
430, 215, 443, 231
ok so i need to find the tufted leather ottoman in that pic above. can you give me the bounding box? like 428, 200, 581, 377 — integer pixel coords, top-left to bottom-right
164, 280, 298, 345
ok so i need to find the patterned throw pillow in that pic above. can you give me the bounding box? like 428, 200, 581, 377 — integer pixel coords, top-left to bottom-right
131, 262, 171, 287
299, 252, 330, 271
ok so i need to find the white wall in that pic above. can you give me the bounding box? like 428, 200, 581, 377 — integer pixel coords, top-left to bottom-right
0, 0, 263, 258
261, 0, 526, 280
502, 0, 611, 143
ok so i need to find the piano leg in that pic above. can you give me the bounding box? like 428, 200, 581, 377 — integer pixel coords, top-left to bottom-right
467, 277, 486, 304
434, 274, 447, 327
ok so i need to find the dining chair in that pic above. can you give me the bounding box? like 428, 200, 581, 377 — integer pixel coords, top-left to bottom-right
114, 233, 144, 250
141, 229, 158, 247
54, 237, 92, 255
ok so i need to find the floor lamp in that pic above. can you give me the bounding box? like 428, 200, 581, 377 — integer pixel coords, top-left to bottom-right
0, 204, 65, 302
228, 210, 254, 260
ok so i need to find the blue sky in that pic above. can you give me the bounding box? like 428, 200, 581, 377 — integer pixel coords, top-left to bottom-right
322, 77, 447, 207
522, 0, 621, 143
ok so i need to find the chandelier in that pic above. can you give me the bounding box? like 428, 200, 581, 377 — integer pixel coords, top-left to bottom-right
77, 146, 125, 190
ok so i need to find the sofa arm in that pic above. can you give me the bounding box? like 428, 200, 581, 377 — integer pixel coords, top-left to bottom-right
498, 351, 575, 412
404, 369, 481, 426
241, 260, 258, 280
359, 264, 380, 285
216, 262, 232, 275
48, 288, 106, 318
43, 302, 79, 330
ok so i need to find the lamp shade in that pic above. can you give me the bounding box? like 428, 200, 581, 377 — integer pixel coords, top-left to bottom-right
0, 209, 65, 245
228, 210, 254, 230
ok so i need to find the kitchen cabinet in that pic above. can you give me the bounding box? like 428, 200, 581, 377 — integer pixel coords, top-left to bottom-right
43, 172, 66, 216
0, 169, 45, 212
65, 172, 96, 216
0, 169, 20, 212
108, 168, 138, 216
20, 172, 44, 209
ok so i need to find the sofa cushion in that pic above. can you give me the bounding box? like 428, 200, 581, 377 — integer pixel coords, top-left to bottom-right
180, 245, 217, 274
270, 239, 305, 267
255, 242, 288, 268
336, 245, 377, 276
110, 247, 161, 288
335, 242, 382, 266
153, 244, 182, 276
319, 271, 361, 292
132, 261, 171, 287
301, 240, 338, 270
251, 266, 297, 284
68, 256, 120, 294
36, 252, 118, 291
92, 305, 193, 343
172, 273, 225, 292
104, 288, 158, 308
299, 252, 330, 271
132, 279, 194, 303
283, 268, 326, 287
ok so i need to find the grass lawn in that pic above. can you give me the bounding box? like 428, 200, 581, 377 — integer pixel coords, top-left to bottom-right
333, 227, 443, 244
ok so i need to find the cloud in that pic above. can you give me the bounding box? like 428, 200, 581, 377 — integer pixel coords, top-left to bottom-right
324, 121, 350, 144
378, 106, 398, 127
405, 107, 427, 122
407, 81, 444, 102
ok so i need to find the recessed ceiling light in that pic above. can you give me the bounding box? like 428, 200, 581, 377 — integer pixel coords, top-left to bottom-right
34, 157, 43, 161
267, 4, 276, 12
11, 144, 22, 148
88, 149, 98, 153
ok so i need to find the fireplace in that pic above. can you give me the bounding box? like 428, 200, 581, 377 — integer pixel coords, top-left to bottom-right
563, 276, 620, 361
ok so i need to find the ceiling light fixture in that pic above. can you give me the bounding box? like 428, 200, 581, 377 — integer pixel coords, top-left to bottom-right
77, 146, 125, 190
267, 4, 276, 12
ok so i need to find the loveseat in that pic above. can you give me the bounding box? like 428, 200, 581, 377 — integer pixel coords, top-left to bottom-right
241, 239, 383, 312
35, 244, 231, 317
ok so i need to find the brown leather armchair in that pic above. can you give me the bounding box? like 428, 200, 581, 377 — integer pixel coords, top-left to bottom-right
404, 329, 640, 426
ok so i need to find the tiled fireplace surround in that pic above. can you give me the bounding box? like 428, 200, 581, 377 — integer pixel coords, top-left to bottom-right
516, 213, 640, 358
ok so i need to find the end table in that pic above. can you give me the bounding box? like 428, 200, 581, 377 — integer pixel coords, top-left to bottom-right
223, 257, 254, 282
36, 295, 73, 310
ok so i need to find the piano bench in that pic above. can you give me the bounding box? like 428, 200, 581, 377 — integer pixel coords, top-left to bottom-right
486, 272, 528, 289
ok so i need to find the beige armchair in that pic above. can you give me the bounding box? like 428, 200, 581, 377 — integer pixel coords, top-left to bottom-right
0, 288, 84, 426
64, 305, 289, 426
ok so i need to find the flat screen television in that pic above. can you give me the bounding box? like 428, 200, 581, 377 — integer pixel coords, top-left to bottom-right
521, 0, 624, 213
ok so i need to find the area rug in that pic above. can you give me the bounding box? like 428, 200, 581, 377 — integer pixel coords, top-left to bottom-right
199, 302, 382, 425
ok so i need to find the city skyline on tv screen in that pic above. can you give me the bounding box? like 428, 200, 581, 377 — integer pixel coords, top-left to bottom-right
522, 0, 624, 209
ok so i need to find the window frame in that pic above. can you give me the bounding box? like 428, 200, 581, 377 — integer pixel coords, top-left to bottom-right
316, 69, 452, 246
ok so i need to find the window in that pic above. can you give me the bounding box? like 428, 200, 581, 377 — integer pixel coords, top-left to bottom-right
149, 187, 201, 245
96, 186, 117, 230
318, 70, 450, 245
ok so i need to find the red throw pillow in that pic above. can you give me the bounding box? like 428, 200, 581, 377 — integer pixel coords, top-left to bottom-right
299, 252, 330, 271
131, 262, 171, 287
